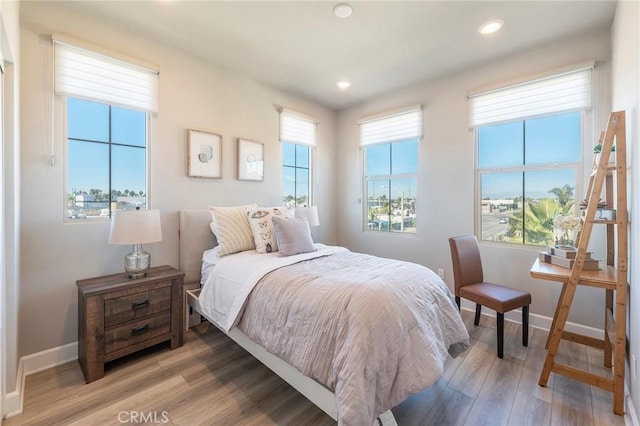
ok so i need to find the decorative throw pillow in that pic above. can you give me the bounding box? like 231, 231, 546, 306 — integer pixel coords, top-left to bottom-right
246, 207, 292, 253
272, 216, 316, 257
208, 204, 257, 256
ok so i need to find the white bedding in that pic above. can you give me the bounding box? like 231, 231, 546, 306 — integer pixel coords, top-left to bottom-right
198, 243, 347, 331
198, 244, 469, 425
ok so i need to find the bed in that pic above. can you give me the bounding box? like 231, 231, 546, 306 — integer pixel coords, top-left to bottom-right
179, 208, 469, 426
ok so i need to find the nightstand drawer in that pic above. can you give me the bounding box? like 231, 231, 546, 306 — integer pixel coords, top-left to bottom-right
77, 265, 184, 383
104, 286, 171, 327
104, 311, 171, 354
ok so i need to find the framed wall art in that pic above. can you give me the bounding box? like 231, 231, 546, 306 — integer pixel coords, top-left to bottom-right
187, 129, 222, 178
238, 138, 264, 181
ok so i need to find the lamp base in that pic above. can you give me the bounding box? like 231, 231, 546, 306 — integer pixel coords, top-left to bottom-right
125, 244, 150, 279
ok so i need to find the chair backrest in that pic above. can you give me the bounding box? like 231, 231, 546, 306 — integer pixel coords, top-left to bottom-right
449, 235, 484, 294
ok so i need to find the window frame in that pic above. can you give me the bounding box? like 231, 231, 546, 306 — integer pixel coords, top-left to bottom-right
362, 140, 418, 235
62, 96, 150, 223
474, 111, 586, 247
282, 141, 313, 209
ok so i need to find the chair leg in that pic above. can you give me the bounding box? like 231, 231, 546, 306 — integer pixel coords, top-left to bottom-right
497, 312, 504, 359
522, 305, 529, 347
455, 296, 460, 311
474, 304, 481, 326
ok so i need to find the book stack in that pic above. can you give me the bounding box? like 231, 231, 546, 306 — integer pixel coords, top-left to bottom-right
538, 246, 600, 270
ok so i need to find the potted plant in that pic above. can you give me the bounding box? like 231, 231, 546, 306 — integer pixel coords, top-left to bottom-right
553, 214, 582, 249
593, 143, 616, 166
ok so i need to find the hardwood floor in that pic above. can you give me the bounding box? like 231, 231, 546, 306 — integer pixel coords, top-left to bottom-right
5, 310, 625, 426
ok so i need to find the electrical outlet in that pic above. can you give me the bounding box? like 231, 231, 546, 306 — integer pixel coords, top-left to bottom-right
437, 268, 445, 280
632, 355, 637, 381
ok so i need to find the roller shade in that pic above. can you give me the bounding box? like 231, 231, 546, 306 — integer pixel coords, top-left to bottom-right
54, 39, 158, 113
469, 67, 592, 127
359, 107, 422, 146
280, 108, 317, 147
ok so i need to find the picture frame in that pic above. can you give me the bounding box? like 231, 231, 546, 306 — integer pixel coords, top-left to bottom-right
238, 138, 264, 181
187, 129, 222, 179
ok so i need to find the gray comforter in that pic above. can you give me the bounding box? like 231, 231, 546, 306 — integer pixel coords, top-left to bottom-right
237, 250, 469, 425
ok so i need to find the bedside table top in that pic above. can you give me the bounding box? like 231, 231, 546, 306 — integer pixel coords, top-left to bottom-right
77, 265, 184, 296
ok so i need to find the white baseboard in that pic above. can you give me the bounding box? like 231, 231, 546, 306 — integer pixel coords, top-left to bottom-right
626, 391, 639, 426
21, 341, 78, 376
460, 304, 604, 340
3, 341, 77, 418
3, 359, 23, 418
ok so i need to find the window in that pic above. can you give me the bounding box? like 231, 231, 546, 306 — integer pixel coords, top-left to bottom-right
53, 36, 158, 221
477, 113, 581, 245
282, 143, 310, 208
471, 67, 591, 245
360, 107, 421, 234
280, 109, 317, 208
66, 98, 147, 220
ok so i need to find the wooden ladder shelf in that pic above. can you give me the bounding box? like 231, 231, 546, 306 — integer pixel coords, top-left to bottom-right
535, 110, 628, 415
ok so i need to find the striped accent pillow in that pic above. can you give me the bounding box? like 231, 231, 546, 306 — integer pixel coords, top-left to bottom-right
208, 204, 257, 256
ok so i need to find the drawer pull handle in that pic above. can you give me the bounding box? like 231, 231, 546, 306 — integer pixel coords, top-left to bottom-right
131, 324, 149, 336
132, 300, 150, 310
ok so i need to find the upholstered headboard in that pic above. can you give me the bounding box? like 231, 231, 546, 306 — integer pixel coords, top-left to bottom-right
179, 209, 217, 285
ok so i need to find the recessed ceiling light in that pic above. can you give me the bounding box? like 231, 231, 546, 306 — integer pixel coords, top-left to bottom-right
478, 20, 504, 35
334, 3, 353, 18
337, 81, 351, 89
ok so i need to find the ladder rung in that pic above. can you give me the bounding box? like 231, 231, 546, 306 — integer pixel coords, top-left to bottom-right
552, 363, 615, 391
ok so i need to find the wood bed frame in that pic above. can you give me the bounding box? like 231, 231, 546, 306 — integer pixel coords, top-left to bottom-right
178, 209, 338, 420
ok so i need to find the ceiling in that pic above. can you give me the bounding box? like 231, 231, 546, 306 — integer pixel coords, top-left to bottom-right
58, 1, 617, 110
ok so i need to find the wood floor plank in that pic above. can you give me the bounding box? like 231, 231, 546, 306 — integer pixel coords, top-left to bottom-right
518, 328, 555, 403
502, 320, 529, 361
421, 386, 475, 426
66, 375, 189, 426
448, 327, 497, 398
551, 339, 595, 426
463, 352, 523, 426
391, 377, 448, 424
507, 390, 552, 426
551, 375, 595, 426
586, 346, 625, 426
5, 310, 625, 426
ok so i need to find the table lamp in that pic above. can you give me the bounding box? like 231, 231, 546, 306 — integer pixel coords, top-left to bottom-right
109, 209, 162, 279
294, 206, 320, 227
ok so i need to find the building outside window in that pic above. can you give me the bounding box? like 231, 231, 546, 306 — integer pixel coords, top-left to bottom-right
477, 112, 581, 245
280, 109, 317, 209
470, 67, 592, 246
359, 107, 421, 234
66, 98, 147, 220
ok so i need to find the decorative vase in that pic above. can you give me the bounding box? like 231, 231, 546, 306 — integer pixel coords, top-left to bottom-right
553, 215, 582, 250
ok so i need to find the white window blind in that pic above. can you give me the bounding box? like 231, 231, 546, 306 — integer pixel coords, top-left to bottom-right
280, 109, 317, 147
468, 67, 592, 127
359, 107, 422, 147
54, 40, 159, 113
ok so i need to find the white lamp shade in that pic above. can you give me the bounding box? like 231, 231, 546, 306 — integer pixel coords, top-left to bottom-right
109, 209, 163, 245
294, 206, 320, 227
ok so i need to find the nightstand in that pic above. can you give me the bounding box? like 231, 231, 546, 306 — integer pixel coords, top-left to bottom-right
76, 265, 184, 383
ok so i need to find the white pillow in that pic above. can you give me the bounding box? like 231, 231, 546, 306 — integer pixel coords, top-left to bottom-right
208, 204, 257, 256
246, 207, 292, 253
272, 216, 316, 257
201, 247, 222, 284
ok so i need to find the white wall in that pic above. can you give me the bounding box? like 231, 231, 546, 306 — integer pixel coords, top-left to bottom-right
336, 31, 612, 328
610, 0, 640, 418
1, 0, 20, 414
18, 2, 337, 358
